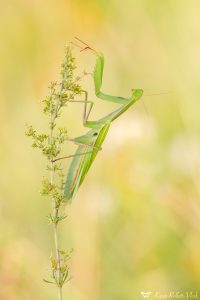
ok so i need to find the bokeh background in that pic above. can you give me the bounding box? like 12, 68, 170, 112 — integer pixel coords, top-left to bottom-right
1, 1, 200, 299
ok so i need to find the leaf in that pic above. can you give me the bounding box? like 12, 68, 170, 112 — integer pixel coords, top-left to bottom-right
43, 278, 55, 285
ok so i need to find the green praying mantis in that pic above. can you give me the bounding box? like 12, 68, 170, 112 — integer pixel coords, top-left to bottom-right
60, 38, 143, 201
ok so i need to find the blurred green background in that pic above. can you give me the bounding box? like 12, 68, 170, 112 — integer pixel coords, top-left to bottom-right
1, 0, 200, 299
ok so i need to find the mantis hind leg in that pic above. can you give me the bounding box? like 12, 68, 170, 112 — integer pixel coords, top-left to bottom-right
51, 149, 96, 163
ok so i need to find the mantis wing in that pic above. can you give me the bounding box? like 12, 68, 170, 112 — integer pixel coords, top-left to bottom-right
64, 144, 92, 201
64, 124, 110, 202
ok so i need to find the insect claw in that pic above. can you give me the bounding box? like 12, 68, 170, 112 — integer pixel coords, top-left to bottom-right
70, 41, 89, 52
80, 46, 90, 52
71, 37, 97, 53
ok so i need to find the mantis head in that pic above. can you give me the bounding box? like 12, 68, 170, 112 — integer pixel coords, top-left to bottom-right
131, 88, 143, 101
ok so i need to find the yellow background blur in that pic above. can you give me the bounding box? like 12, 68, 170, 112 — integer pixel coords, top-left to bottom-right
1, 1, 200, 299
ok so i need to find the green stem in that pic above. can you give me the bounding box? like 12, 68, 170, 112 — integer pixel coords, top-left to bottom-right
50, 87, 63, 300
58, 286, 63, 300
51, 166, 62, 299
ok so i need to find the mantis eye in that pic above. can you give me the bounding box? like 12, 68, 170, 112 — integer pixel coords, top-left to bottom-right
93, 132, 98, 136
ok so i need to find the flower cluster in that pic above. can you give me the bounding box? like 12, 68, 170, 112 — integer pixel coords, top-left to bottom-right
48, 249, 73, 287
25, 124, 67, 160
42, 46, 82, 122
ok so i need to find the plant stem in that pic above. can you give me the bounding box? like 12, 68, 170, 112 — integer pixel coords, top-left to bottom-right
26, 47, 81, 298
51, 162, 63, 300
50, 88, 63, 300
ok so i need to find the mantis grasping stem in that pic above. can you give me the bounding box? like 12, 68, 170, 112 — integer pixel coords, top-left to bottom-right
64, 38, 143, 201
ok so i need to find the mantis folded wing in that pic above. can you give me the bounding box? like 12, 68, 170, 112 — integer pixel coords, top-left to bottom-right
64, 39, 143, 201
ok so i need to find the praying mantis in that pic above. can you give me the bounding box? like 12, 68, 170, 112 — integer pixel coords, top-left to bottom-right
62, 38, 143, 201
